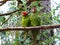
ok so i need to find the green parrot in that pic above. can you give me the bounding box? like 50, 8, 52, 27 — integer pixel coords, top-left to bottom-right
21, 11, 31, 27
30, 14, 40, 26
21, 11, 31, 40
30, 6, 40, 45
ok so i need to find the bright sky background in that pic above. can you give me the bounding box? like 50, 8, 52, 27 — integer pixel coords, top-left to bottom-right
0, 2, 10, 13
51, 0, 60, 16
0, 1, 17, 13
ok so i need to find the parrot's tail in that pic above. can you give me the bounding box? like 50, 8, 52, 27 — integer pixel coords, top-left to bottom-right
33, 36, 37, 45
32, 31, 37, 45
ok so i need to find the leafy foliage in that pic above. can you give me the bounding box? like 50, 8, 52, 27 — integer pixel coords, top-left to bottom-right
0, 0, 60, 45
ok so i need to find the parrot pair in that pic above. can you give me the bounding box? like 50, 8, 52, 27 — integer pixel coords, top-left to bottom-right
21, 1, 42, 45
21, 6, 40, 45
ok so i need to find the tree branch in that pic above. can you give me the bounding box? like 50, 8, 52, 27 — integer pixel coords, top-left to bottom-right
0, 10, 20, 16
0, 0, 10, 6
0, 24, 60, 32
0, 1, 6, 6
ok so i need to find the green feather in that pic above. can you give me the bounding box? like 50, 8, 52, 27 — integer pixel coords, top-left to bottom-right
30, 14, 40, 26
22, 16, 31, 27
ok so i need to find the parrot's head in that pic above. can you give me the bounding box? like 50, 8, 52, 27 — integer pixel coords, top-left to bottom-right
22, 11, 28, 17
31, 7, 37, 13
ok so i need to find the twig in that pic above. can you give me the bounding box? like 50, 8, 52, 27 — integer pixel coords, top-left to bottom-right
0, 24, 60, 32
52, 0, 60, 5
0, 1, 7, 6
0, 2, 5, 6
0, 0, 11, 6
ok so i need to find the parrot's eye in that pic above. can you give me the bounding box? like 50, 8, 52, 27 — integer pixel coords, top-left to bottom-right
38, 3, 40, 6
31, 7, 37, 13
21, 5, 24, 8
38, 3, 41, 6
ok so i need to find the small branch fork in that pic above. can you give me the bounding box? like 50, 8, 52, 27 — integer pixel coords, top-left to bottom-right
0, 24, 60, 32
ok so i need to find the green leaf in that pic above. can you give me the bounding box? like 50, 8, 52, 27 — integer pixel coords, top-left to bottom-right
0, 16, 5, 23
